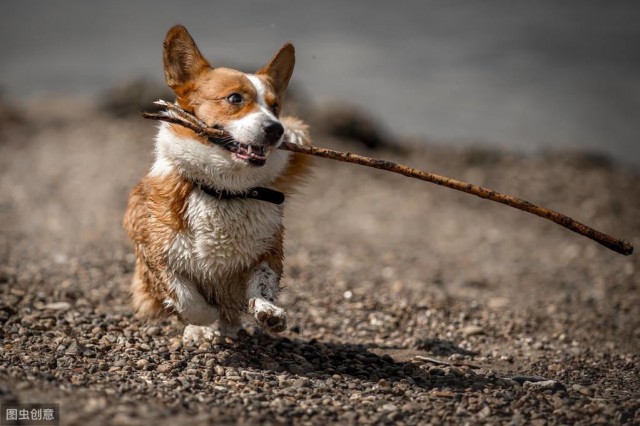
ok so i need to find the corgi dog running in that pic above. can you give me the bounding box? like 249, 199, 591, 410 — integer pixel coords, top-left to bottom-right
124, 25, 311, 343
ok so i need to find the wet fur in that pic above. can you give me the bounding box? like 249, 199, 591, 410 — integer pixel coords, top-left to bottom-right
123, 25, 311, 333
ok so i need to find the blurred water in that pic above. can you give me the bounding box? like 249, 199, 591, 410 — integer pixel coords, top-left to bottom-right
1, 1, 639, 166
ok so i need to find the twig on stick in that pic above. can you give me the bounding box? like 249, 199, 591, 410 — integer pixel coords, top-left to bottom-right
144, 100, 226, 138
142, 100, 634, 256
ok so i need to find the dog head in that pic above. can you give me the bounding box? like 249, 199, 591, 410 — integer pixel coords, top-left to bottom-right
161, 25, 295, 169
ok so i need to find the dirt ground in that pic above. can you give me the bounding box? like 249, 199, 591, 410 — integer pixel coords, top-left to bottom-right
0, 96, 638, 425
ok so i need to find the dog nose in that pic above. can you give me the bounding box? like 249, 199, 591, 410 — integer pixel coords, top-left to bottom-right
262, 120, 284, 144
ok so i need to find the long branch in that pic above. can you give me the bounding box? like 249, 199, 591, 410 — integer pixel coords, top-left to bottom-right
142, 101, 633, 256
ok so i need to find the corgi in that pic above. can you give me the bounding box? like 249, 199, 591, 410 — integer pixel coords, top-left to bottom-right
123, 25, 311, 342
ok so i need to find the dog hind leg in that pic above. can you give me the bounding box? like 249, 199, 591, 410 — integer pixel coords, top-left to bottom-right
165, 276, 228, 345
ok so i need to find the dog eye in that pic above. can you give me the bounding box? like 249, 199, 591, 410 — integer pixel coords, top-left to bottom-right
271, 103, 279, 115
226, 93, 243, 105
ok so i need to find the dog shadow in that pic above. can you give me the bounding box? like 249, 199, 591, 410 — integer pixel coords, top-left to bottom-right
209, 331, 484, 393
414, 338, 479, 357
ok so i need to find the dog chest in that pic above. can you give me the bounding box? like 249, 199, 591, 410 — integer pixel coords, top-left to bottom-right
168, 190, 282, 280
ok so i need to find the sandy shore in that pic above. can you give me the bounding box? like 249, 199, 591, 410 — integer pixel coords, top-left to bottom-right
0, 97, 638, 424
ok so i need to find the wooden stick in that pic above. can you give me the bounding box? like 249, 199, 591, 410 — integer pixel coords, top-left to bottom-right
142, 101, 634, 256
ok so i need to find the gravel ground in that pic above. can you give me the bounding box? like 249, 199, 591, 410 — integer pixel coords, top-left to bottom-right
0, 97, 638, 425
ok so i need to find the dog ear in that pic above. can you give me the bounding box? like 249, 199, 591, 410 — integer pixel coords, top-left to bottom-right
163, 25, 211, 94
257, 43, 295, 96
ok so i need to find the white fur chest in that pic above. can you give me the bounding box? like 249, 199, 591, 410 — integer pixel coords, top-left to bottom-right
169, 189, 283, 284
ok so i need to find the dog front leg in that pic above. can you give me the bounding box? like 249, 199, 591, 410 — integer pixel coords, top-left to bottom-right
246, 262, 287, 333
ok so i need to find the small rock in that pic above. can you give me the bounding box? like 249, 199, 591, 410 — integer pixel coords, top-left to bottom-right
113, 359, 127, 367
462, 325, 484, 336
378, 379, 391, 388
226, 353, 244, 364
289, 364, 306, 375
293, 378, 311, 388
42, 302, 71, 310
65, 340, 80, 355
402, 363, 417, 374
402, 403, 417, 412
431, 390, 455, 398
135, 359, 149, 370
429, 367, 445, 376
523, 380, 565, 392
478, 405, 492, 418
225, 368, 239, 377
146, 326, 160, 336
573, 385, 594, 397
381, 403, 398, 412
241, 370, 263, 381
510, 375, 547, 384
157, 363, 173, 373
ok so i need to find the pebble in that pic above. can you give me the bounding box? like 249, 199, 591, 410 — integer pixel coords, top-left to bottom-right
461, 325, 484, 336
65, 340, 80, 355
429, 367, 445, 376
523, 380, 565, 392
478, 405, 492, 418
146, 326, 160, 336
293, 378, 311, 388
241, 371, 263, 381
289, 364, 306, 375
42, 302, 72, 310
510, 375, 547, 384
157, 363, 173, 373
378, 379, 390, 388
381, 403, 398, 412
572, 385, 594, 397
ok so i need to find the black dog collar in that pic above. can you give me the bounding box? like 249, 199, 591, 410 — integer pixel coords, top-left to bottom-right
199, 185, 285, 205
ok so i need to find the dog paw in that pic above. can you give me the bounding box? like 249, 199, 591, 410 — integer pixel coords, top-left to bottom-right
254, 304, 287, 333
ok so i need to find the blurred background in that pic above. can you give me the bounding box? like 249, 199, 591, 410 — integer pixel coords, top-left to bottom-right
1, 0, 639, 166
1, 3, 639, 421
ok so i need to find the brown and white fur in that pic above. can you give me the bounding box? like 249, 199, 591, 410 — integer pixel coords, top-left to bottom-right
123, 25, 311, 342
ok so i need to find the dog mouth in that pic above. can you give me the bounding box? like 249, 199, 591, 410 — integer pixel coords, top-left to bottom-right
212, 136, 268, 166
230, 142, 268, 166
